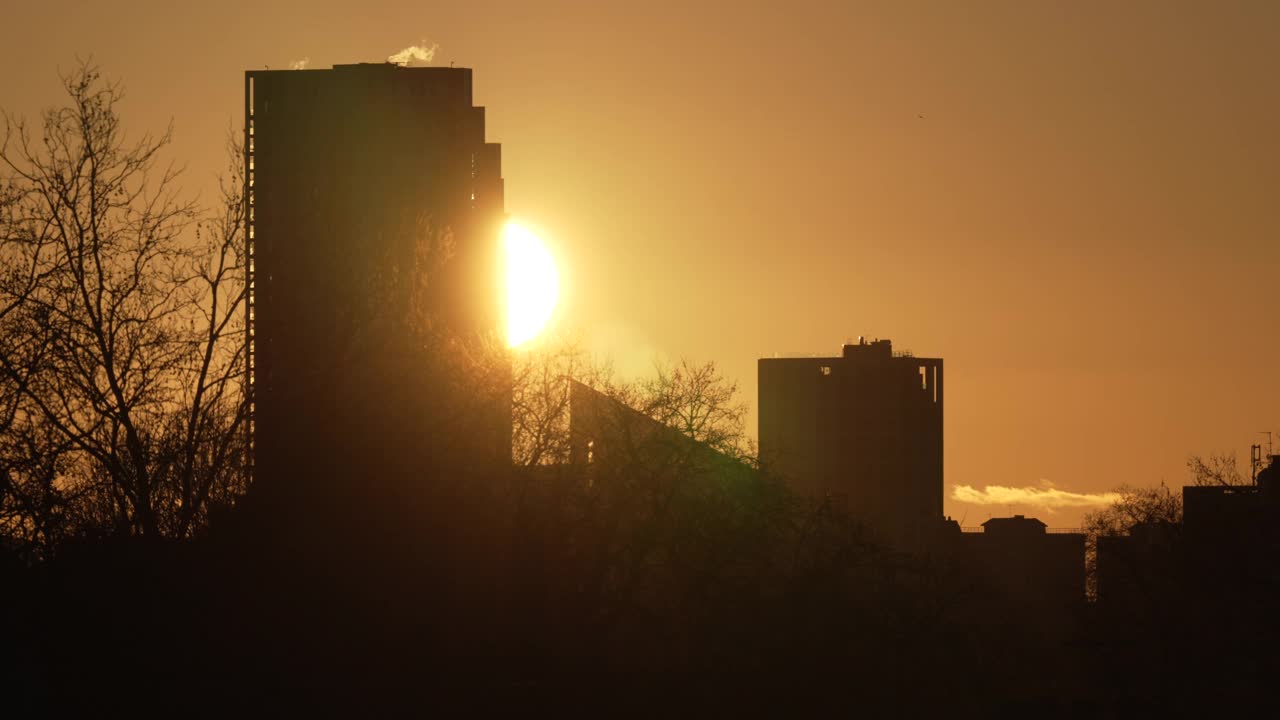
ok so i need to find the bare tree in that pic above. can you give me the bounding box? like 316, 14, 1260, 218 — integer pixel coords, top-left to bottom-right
640, 358, 753, 463
1082, 483, 1183, 600
505, 346, 750, 471
1084, 484, 1183, 537
0, 62, 246, 555
509, 335, 610, 467
1186, 452, 1247, 487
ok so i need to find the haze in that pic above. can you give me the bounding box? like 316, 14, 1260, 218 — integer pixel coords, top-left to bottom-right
4, 0, 1275, 527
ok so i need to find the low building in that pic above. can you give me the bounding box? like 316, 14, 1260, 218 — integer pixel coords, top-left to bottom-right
962, 515, 1086, 610
1095, 520, 1180, 610
1182, 456, 1280, 610
566, 380, 750, 484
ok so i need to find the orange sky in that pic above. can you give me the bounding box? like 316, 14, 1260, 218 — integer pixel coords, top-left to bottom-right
4, 0, 1277, 527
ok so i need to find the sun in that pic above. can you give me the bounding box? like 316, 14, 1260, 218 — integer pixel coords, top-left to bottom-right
504, 222, 560, 347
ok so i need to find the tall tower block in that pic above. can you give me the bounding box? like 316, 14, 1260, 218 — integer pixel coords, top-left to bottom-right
245, 64, 506, 493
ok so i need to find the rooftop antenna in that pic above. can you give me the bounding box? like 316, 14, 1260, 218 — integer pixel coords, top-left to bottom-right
1254, 432, 1274, 482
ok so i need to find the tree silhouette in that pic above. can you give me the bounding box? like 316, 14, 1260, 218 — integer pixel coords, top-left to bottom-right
0, 62, 246, 555
1082, 483, 1183, 600
508, 335, 608, 467
637, 358, 754, 463
1186, 452, 1248, 487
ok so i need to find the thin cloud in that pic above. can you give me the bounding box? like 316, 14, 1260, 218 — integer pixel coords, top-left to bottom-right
951, 484, 1122, 512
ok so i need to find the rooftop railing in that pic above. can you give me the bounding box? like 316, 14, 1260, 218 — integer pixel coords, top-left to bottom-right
959, 527, 1083, 535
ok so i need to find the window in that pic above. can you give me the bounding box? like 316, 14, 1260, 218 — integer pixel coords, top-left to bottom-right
820, 366, 831, 376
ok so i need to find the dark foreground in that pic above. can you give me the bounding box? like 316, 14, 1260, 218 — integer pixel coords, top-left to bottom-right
4, 469, 1278, 716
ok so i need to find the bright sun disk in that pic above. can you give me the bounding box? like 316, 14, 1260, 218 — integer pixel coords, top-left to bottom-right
505, 222, 559, 347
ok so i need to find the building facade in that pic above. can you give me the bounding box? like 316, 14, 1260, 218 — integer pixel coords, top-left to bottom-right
758, 338, 942, 548
245, 63, 507, 493
967, 515, 1086, 607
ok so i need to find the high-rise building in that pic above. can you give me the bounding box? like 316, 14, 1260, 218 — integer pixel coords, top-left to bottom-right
758, 338, 942, 548
244, 63, 506, 493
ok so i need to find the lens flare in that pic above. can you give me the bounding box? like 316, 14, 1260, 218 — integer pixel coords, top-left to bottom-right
504, 222, 559, 347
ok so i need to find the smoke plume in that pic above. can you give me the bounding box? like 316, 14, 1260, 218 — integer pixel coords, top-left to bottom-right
289, 58, 310, 70
388, 42, 439, 66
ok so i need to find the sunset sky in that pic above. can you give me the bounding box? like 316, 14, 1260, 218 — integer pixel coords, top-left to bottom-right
4, 0, 1276, 527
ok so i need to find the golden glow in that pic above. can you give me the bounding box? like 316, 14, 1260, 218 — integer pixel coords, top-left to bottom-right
504, 222, 559, 347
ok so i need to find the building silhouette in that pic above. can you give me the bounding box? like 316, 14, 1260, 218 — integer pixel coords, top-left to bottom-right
1095, 519, 1180, 611
961, 515, 1086, 609
1095, 455, 1280, 613
566, 379, 749, 478
244, 63, 507, 494
758, 338, 942, 548
1182, 457, 1280, 607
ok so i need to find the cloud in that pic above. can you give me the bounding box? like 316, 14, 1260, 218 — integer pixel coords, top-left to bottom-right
951, 484, 1122, 512
289, 58, 310, 70
388, 42, 439, 66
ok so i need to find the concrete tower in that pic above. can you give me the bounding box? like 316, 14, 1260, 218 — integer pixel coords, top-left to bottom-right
758, 338, 943, 548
